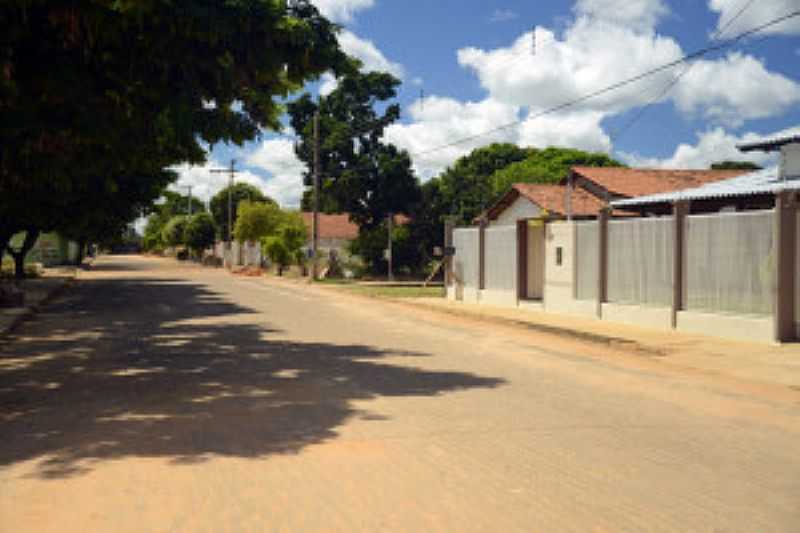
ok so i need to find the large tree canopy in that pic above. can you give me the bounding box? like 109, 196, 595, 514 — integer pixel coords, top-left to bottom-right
435, 143, 532, 227
288, 71, 420, 231
490, 147, 624, 197
0, 0, 351, 276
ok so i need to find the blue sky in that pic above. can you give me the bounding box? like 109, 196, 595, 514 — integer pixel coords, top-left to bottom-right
173, 0, 800, 208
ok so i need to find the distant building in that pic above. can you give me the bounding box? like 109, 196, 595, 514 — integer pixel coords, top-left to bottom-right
300, 213, 359, 257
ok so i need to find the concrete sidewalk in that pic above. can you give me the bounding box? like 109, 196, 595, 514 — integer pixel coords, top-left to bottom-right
0, 267, 78, 337
397, 296, 800, 390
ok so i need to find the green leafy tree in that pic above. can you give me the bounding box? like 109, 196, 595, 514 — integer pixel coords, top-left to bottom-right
161, 216, 189, 248
184, 213, 217, 256
437, 143, 532, 227
261, 212, 308, 275
232, 200, 282, 243
212, 184, 275, 240
490, 147, 624, 196
1, 0, 351, 277
288, 71, 420, 231
263, 238, 291, 276
142, 190, 205, 252
349, 222, 417, 276
710, 161, 762, 170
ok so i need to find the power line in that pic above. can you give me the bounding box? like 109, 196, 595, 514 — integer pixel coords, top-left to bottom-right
410, 9, 800, 160
609, 0, 758, 143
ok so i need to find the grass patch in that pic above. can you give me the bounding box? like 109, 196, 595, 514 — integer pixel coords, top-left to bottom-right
334, 284, 444, 299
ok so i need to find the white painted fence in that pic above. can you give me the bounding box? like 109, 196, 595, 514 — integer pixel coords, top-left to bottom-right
684, 210, 774, 316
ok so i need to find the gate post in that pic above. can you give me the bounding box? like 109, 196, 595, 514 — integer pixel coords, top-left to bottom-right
671, 201, 689, 329
444, 217, 455, 292
774, 191, 797, 342
517, 220, 528, 302
597, 208, 609, 318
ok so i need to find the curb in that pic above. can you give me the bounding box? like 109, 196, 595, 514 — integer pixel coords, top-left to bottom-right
0, 276, 76, 338
400, 300, 665, 357
283, 278, 665, 357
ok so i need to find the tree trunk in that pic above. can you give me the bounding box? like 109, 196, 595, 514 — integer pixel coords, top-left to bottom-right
0, 229, 12, 268
75, 239, 87, 265
7, 228, 41, 280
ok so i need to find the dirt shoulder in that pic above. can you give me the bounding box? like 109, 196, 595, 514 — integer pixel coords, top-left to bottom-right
256, 274, 800, 402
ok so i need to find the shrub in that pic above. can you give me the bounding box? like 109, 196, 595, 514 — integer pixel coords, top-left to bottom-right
161, 215, 188, 247
185, 212, 216, 256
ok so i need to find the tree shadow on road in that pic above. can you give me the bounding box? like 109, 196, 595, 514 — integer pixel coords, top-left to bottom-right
0, 275, 505, 478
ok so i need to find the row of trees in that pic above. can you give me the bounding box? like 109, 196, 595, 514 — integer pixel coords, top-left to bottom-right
284, 70, 626, 276
1, 0, 351, 278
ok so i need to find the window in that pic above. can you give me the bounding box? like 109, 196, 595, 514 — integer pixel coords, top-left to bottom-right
556, 247, 563, 266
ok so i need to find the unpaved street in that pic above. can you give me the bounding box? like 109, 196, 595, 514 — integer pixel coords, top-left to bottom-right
2, 255, 799, 532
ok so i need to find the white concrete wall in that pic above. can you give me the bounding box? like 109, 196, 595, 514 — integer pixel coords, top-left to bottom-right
493, 197, 542, 226
601, 303, 672, 330
782, 143, 800, 178
677, 311, 774, 343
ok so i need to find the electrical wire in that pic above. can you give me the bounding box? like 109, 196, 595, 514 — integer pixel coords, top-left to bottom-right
410, 8, 799, 160
608, 0, 758, 143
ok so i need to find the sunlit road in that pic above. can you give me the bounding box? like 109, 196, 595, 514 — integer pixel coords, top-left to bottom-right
2, 255, 799, 532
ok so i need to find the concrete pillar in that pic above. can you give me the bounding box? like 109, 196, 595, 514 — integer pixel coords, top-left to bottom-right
774, 191, 797, 342
671, 201, 689, 329
444, 218, 455, 291
597, 209, 609, 318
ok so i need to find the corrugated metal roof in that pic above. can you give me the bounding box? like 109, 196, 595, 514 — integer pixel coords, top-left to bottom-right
738, 135, 800, 153
610, 167, 800, 207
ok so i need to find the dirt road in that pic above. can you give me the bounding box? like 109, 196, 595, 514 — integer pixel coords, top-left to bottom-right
2, 255, 799, 531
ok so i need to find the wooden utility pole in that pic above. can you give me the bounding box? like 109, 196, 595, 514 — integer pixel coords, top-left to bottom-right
210, 159, 239, 247
312, 111, 320, 280
387, 212, 394, 282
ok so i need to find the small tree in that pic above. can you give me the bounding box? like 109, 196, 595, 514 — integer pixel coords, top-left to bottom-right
261, 212, 308, 276
263, 237, 291, 275
233, 200, 283, 243
185, 213, 217, 257
211, 184, 276, 239
161, 216, 188, 248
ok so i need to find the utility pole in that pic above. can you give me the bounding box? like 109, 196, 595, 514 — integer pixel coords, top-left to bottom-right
387, 212, 394, 282
210, 159, 239, 247
312, 110, 320, 280
185, 185, 193, 216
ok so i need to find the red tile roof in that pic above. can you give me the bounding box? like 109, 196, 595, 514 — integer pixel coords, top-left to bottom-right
485, 183, 613, 220
515, 183, 606, 217
569, 166, 749, 198
300, 213, 359, 240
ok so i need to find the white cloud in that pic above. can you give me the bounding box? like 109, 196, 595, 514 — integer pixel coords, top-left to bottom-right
338, 30, 405, 79
709, 0, 800, 38
169, 159, 269, 206
518, 110, 611, 153
619, 125, 800, 169
385, 96, 520, 179
574, 0, 669, 31
319, 73, 339, 96
245, 138, 308, 208
312, 0, 374, 23
490, 9, 518, 23
393, 0, 798, 180
319, 30, 406, 96
672, 52, 800, 127
458, 23, 682, 114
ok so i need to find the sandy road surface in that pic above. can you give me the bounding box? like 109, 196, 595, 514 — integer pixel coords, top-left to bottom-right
1, 255, 799, 532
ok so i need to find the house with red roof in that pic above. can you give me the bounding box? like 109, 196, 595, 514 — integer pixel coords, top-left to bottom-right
448, 164, 777, 339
